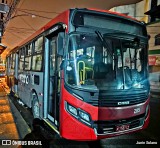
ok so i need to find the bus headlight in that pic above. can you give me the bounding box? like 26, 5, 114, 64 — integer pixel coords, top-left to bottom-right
79, 110, 90, 122
65, 102, 91, 126
67, 103, 78, 116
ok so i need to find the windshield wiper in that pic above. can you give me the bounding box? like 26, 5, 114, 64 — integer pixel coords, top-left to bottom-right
95, 31, 112, 57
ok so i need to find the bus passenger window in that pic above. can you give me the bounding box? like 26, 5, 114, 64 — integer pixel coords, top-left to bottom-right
32, 55, 42, 71
19, 59, 24, 70
11, 54, 15, 69
19, 48, 25, 71
25, 44, 32, 70
25, 57, 31, 70
35, 37, 43, 53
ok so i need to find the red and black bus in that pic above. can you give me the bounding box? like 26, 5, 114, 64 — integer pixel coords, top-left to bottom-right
6, 8, 150, 140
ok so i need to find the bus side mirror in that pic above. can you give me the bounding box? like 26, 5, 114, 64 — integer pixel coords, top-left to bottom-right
57, 32, 64, 56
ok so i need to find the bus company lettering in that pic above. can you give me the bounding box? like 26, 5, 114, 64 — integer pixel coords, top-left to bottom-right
18, 74, 30, 84
118, 101, 130, 105
49, 26, 59, 34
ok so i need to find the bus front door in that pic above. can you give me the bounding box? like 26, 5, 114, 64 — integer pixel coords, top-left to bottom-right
48, 37, 60, 128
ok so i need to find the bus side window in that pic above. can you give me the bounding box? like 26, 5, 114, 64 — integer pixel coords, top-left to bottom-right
31, 36, 43, 71
25, 44, 32, 70
19, 48, 25, 71
35, 36, 43, 53
32, 55, 42, 71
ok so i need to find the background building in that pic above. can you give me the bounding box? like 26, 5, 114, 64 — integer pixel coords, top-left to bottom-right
110, 0, 150, 23
111, 0, 160, 91
146, 0, 160, 91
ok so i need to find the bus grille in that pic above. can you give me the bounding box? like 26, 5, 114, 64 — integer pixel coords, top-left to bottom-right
87, 91, 148, 107
93, 113, 145, 135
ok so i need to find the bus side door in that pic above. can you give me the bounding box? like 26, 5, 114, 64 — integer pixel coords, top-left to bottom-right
48, 36, 60, 127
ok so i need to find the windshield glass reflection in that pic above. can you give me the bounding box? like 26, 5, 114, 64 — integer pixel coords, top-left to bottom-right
65, 33, 147, 91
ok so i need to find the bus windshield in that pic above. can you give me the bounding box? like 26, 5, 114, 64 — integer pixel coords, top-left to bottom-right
65, 33, 148, 91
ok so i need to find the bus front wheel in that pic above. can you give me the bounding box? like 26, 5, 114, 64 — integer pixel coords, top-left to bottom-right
32, 95, 40, 118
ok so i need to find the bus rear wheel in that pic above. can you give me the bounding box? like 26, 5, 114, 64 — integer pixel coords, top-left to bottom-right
32, 95, 40, 118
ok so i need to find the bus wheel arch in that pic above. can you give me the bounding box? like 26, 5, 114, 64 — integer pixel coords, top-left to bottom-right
31, 90, 40, 119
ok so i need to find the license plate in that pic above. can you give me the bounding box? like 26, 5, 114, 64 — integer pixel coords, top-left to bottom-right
116, 124, 130, 132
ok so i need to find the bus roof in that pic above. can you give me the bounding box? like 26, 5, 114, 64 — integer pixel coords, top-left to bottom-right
18, 9, 69, 47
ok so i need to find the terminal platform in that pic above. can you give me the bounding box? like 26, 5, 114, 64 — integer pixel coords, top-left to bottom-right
0, 79, 31, 147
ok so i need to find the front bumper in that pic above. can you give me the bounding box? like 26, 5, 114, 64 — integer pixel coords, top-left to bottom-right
60, 99, 150, 141
94, 107, 150, 139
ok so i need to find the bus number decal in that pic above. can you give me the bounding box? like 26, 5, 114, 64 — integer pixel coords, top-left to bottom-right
134, 107, 140, 114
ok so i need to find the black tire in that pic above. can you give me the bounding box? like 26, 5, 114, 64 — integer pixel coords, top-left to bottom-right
32, 95, 40, 118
